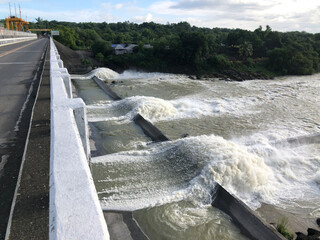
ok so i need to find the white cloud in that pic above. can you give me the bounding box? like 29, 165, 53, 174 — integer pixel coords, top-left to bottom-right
148, 0, 320, 32
114, 3, 123, 10
23, 8, 118, 23
132, 13, 153, 23
146, 13, 152, 21
1, 0, 319, 33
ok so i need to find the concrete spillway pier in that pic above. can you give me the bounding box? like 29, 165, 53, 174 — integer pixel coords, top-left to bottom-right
212, 185, 285, 240
92, 76, 122, 100
133, 114, 169, 142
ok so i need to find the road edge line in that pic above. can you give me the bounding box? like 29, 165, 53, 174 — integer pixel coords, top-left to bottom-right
4, 40, 49, 240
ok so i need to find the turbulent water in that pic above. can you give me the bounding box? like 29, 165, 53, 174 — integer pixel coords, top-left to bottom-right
72, 69, 320, 240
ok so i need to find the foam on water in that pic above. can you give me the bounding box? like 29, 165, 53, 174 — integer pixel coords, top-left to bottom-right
93, 134, 275, 210
93, 129, 320, 213
87, 95, 260, 122
83, 72, 320, 238
133, 201, 248, 240
115, 70, 171, 80
236, 131, 320, 209
72, 67, 118, 80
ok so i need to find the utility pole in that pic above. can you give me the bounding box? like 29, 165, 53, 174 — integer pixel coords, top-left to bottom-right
9, 3, 12, 17
14, 3, 17, 17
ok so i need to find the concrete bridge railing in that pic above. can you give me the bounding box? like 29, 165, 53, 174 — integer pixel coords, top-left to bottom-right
0, 27, 37, 38
49, 38, 109, 240
0, 28, 37, 46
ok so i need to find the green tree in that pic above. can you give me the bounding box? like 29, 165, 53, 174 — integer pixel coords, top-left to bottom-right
95, 52, 104, 62
239, 41, 253, 59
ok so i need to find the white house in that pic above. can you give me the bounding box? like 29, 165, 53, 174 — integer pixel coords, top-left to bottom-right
125, 44, 138, 54
111, 44, 126, 55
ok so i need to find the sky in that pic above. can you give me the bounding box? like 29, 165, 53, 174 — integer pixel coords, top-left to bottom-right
0, 0, 319, 33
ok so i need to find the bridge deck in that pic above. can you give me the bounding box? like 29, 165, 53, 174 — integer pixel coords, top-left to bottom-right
0, 38, 50, 239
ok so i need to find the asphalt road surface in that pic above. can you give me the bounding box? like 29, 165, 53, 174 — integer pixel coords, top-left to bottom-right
0, 38, 48, 140
0, 38, 48, 239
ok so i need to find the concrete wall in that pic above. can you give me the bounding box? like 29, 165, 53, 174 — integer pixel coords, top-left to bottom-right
0, 36, 37, 46
50, 38, 109, 240
212, 184, 286, 240
0, 27, 36, 39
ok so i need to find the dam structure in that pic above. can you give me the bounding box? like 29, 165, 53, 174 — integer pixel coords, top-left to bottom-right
1, 34, 319, 239
89, 75, 285, 240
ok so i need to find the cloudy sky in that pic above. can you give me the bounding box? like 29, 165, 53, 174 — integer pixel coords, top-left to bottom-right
0, 0, 319, 33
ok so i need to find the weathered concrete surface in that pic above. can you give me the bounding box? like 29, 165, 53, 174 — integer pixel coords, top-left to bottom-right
92, 76, 122, 100
103, 211, 149, 240
0, 38, 49, 239
273, 133, 320, 147
5, 44, 50, 240
212, 184, 286, 240
50, 38, 109, 240
133, 114, 169, 142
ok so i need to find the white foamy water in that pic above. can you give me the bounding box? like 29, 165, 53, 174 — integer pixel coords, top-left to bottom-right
115, 70, 172, 80
71, 67, 118, 80
237, 131, 320, 210
93, 131, 320, 213
74, 71, 320, 239
87, 95, 260, 122
133, 200, 248, 240
93, 134, 276, 210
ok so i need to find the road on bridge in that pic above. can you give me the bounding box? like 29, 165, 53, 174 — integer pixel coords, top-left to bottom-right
0, 38, 49, 239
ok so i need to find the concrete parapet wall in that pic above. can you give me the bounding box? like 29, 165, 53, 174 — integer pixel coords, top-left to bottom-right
0, 27, 37, 39
49, 38, 109, 240
0, 36, 37, 46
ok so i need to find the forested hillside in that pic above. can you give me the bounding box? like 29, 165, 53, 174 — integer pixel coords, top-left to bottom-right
29, 18, 320, 77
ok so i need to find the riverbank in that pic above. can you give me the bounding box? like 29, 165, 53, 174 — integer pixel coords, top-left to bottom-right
54, 40, 276, 81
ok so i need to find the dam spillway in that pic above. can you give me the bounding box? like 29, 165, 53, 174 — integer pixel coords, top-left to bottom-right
71, 69, 320, 239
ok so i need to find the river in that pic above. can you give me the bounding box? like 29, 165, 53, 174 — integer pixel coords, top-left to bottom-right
72, 69, 320, 239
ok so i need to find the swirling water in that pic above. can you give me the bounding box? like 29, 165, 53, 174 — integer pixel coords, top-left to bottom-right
73, 69, 320, 239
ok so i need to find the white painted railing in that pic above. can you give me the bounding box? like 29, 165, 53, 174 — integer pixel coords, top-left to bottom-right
49, 38, 109, 240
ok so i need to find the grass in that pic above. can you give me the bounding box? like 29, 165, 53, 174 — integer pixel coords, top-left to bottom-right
276, 217, 294, 240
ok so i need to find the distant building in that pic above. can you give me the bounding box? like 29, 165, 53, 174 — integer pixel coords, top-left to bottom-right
143, 44, 153, 49
111, 43, 153, 55
125, 44, 138, 54
111, 44, 126, 55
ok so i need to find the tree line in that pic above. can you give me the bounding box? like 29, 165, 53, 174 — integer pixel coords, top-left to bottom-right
28, 18, 320, 76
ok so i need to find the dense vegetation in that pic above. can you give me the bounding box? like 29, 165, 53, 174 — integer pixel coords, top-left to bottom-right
28, 18, 320, 76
